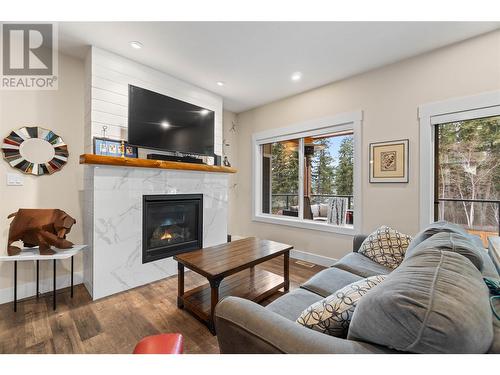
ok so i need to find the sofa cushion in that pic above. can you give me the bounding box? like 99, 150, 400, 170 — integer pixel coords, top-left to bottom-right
408, 220, 484, 253
348, 249, 493, 353
332, 252, 392, 278
300, 267, 363, 297
358, 226, 412, 269
297, 275, 386, 337
481, 250, 500, 280
266, 288, 323, 321
405, 231, 484, 271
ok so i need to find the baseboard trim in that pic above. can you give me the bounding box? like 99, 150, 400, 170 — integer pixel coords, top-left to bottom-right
0, 271, 84, 306
229, 235, 246, 241
229, 235, 337, 267
290, 249, 336, 267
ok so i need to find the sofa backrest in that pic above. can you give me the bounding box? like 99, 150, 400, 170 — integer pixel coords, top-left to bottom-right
405, 231, 485, 272
407, 220, 485, 252
347, 248, 494, 353
352, 234, 368, 253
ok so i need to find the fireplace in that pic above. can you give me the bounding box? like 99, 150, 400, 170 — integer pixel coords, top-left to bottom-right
142, 194, 203, 263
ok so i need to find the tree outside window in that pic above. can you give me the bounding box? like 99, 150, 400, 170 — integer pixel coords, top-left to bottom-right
436, 115, 500, 243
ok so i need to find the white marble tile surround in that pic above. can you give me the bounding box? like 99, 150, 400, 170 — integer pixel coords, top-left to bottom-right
84, 165, 228, 300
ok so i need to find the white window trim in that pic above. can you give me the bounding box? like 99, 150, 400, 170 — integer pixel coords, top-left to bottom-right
418, 90, 500, 230
252, 110, 363, 235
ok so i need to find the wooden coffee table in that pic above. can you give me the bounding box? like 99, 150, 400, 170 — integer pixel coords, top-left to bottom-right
174, 237, 292, 334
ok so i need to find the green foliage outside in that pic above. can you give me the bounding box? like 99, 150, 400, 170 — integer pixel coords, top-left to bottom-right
270, 142, 299, 195
335, 138, 354, 196
311, 138, 336, 194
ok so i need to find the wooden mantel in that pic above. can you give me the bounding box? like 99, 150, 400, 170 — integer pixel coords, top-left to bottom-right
79, 154, 237, 174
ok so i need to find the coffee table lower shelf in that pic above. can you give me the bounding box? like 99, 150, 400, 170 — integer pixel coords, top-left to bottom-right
179, 268, 285, 333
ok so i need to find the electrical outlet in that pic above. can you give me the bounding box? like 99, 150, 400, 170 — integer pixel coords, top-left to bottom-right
7, 173, 23, 186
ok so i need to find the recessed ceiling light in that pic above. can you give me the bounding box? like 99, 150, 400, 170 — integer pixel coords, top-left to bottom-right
129, 41, 143, 49
291, 72, 302, 82
200, 109, 210, 115
216, 81, 225, 87
161, 121, 170, 128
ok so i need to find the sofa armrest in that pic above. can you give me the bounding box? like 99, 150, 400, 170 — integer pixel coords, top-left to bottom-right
353, 234, 368, 252
215, 296, 393, 354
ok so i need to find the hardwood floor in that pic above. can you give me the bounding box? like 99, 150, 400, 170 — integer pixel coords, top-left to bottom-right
0, 257, 324, 354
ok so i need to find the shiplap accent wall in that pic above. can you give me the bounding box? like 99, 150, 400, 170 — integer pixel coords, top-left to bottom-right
84, 47, 223, 156
83, 50, 94, 295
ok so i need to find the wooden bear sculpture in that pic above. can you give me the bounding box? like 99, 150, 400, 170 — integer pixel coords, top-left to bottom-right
7, 209, 76, 256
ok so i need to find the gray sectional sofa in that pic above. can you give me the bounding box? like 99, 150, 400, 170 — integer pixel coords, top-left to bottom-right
215, 223, 500, 354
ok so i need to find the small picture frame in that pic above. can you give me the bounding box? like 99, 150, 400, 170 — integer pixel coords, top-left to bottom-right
93, 137, 138, 158
369, 139, 409, 183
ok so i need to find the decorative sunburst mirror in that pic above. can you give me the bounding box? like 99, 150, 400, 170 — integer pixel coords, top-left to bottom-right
2, 126, 69, 175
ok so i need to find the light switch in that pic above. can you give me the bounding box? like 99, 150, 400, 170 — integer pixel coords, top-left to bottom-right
7, 173, 23, 186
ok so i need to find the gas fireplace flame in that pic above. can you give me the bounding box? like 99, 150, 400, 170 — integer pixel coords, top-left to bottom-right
161, 231, 173, 241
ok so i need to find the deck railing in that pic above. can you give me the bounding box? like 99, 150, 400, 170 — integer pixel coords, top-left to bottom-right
271, 194, 354, 210
434, 198, 500, 236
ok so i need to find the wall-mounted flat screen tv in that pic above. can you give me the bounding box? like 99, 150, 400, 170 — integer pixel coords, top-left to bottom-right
128, 85, 215, 156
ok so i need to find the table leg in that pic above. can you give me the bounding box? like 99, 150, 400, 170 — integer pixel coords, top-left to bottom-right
14, 261, 17, 312
53, 259, 56, 311
71, 256, 74, 298
208, 278, 222, 335
284, 251, 290, 292
36, 260, 39, 299
177, 263, 184, 309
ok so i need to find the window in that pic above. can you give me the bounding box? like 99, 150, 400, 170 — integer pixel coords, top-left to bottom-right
434, 116, 500, 245
419, 90, 500, 244
253, 111, 361, 234
261, 138, 300, 216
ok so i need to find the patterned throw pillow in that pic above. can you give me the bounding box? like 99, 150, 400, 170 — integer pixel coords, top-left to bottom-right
296, 275, 386, 337
358, 226, 412, 269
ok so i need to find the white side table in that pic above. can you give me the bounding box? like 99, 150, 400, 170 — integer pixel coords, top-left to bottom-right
0, 245, 87, 312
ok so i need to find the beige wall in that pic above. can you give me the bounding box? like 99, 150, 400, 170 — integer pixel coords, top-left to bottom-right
230, 30, 500, 260
0, 53, 85, 300
222, 110, 239, 235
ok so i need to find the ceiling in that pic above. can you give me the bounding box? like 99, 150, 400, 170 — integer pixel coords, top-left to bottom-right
58, 22, 500, 113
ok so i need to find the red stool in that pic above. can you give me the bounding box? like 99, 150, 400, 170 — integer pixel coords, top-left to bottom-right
133, 333, 184, 354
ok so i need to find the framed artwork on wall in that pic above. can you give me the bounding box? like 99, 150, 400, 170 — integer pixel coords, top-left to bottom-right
369, 139, 409, 183
93, 137, 138, 158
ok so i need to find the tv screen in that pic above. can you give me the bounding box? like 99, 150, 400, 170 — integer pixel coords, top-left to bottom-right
128, 85, 215, 156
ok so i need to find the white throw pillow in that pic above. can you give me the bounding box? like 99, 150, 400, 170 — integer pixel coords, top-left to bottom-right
297, 275, 386, 337
319, 203, 329, 217
358, 225, 412, 269
310, 204, 320, 218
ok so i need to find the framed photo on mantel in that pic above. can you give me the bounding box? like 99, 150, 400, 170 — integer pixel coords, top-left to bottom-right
369, 139, 409, 183
93, 137, 138, 158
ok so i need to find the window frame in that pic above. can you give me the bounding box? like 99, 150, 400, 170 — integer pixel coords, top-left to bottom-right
251, 111, 362, 235
418, 90, 500, 230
